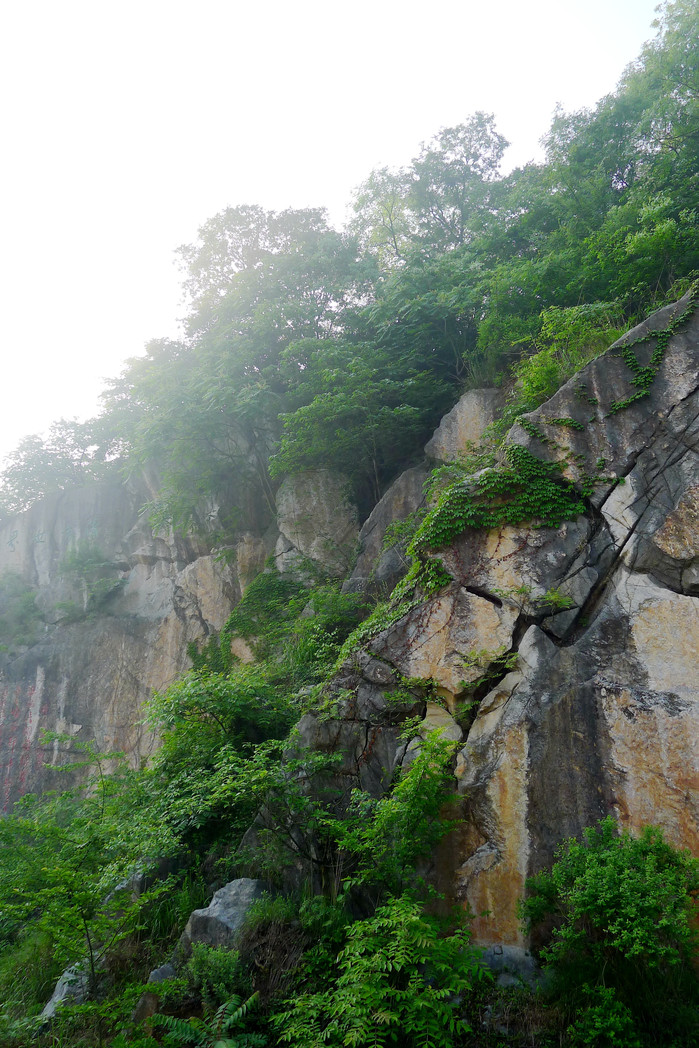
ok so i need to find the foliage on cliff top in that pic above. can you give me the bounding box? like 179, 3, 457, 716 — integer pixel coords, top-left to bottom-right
1, 0, 698, 526
0, 572, 41, 652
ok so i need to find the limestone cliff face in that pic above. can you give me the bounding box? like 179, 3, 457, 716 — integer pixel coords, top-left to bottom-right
0, 467, 357, 808
2, 294, 698, 955
295, 290, 699, 947
0, 479, 235, 806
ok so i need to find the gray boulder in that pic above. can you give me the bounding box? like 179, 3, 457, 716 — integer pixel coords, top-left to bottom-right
275, 470, 358, 577
481, 944, 542, 988
425, 388, 503, 462
344, 465, 429, 595
175, 877, 266, 960
41, 962, 91, 1019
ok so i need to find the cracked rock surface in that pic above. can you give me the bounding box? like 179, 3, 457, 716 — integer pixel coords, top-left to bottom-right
288, 293, 699, 947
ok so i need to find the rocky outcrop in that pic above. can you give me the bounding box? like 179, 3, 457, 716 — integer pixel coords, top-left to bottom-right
0, 461, 365, 805
425, 388, 503, 462
3, 293, 698, 961
344, 465, 430, 596
285, 291, 699, 947
175, 878, 266, 959
0, 478, 246, 806
275, 470, 358, 578
41, 962, 91, 1019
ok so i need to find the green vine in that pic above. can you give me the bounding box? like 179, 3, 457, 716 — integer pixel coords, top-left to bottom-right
224, 567, 309, 641
608, 281, 698, 414
543, 416, 586, 431
333, 556, 453, 666
334, 595, 420, 668
574, 384, 598, 405
516, 416, 553, 445
409, 445, 585, 555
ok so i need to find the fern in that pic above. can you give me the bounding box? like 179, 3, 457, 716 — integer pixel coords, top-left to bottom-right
152, 991, 261, 1047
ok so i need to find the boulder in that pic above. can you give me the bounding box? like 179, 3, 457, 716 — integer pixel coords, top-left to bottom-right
344, 465, 430, 595
41, 962, 91, 1019
481, 944, 542, 989
176, 878, 266, 959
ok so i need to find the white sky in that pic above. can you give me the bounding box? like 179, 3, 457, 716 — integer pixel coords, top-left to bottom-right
0, 0, 662, 465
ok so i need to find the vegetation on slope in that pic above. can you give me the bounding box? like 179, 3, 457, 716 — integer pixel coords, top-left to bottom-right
0, 566, 696, 1047
0, 4, 698, 1046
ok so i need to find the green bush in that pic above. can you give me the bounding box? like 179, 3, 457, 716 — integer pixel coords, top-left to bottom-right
273, 893, 488, 1048
521, 817, 699, 1047
185, 943, 248, 1010
59, 541, 125, 614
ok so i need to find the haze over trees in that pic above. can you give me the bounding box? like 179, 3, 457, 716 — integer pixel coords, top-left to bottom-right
0, 5, 698, 1047
0, 0, 696, 525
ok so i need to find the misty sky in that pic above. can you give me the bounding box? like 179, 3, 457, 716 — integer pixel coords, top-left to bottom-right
0, 0, 663, 465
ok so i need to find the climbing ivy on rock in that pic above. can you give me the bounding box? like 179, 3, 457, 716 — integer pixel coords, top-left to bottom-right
608, 281, 698, 414
410, 445, 585, 555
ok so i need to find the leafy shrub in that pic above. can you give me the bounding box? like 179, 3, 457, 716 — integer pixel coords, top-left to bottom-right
224, 568, 310, 653
153, 990, 263, 1047
185, 943, 248, 1010
273, 893, 488, 1048
483, 300, 627, 443
332, 729, 460, 904
146, 667, 296, 767
566, 985, 641, 1048
58, 541, 125, 617
521, 817, 699, 1047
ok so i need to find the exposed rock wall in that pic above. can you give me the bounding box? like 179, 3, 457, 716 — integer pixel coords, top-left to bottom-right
425, 387, 503, 463
0, 480, 234, 806
275, 470, 358, 577
293, 291, 699, 947
0, 464, 363, 808
2, 294, 698, 958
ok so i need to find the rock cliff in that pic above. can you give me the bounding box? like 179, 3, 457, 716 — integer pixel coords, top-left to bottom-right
0, 467, 356, 807
1, 293, 697, 955
291, 289, 699, 947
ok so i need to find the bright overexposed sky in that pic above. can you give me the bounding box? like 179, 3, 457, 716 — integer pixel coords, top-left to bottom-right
0, 0, 663, 465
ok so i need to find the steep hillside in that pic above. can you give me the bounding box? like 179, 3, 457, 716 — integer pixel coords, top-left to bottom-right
0, 294, 697, 1048
0, 5, 697, 1041
285, 287, 699, 949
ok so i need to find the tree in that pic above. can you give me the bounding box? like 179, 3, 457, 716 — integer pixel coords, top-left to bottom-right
0, 419, 114, 518
409, 114, 509, 255
352, 113, 508, 264
274, 894, 486, 1048
272, 339, 449, 506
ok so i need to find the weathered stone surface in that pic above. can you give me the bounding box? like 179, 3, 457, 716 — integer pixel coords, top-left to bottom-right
0, 480, 242, 806
5, 295, 699, 963
481, 944, 542, 989
275, 294, 699, 951
147, 962, 177, 984
403, 701, 462, 767
370, 587, 519, 699
344, 465, 429, 596
41, 962, 91, 1019
507, 287, 699, 506
177, 878, 266, 958
425, 388, 503, 462
275, 470, 358, 577
600, 395, 699, 594
235, 532, 269, 594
